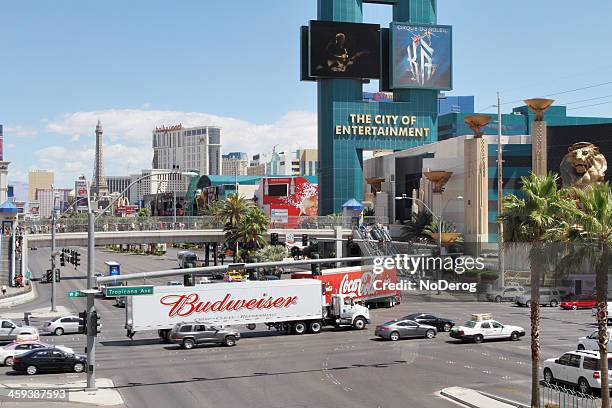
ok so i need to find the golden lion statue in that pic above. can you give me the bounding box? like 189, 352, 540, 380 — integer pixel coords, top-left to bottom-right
559, 142, 607, 188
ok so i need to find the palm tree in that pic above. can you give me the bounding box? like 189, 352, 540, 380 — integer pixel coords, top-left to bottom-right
554, 183, 612, 404
400, 211, 433, 242
215, 193, 253, 229
234, 207, 269, 253
498, 172, 567, 407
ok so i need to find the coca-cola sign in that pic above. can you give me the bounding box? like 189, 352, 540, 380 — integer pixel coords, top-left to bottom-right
159, 292, 298, 318
318, 268, 399, 304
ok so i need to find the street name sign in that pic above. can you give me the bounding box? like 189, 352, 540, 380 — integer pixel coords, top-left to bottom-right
67, 291, 86, 298
105, 285, 154, 297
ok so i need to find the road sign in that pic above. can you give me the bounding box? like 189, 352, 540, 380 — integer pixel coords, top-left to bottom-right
67, 290, 86, 298
105, 285, 154, 297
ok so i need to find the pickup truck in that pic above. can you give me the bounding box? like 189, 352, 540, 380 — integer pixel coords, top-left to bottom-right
0, 319, 39, 342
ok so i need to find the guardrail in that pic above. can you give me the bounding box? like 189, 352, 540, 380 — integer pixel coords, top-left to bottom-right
23, 215, 377, 234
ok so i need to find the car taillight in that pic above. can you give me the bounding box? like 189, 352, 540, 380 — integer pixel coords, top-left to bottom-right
459, 330, 464, 336
13, 358, 20, 364
594, 371, 601, 379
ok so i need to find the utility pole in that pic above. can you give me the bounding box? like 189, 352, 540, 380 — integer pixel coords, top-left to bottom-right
85, 181, 96, 391
50, 186, 57, 312
497, 92, 505, 287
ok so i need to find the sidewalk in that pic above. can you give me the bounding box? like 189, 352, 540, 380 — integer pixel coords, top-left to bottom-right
0, 285, 36, 309
0, 378, 124, 406
440, 387, 528, 408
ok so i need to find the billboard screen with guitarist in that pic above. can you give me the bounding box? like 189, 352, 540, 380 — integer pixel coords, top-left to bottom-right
309, 20, 380, 79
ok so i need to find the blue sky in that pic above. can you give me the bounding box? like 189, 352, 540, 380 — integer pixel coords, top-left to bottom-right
2, 0, 612, 194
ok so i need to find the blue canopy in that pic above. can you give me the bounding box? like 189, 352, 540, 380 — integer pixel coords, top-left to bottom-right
0, 201, 18, 213
342, 198, 363, 210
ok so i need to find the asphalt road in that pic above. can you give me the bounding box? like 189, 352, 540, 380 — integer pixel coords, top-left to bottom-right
4, 247, 603, 408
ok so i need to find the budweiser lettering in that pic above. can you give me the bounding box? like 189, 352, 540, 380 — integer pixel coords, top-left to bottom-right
159, 292, 298, 318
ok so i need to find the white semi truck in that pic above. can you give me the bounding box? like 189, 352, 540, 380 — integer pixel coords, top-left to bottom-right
125, 279, 370, 340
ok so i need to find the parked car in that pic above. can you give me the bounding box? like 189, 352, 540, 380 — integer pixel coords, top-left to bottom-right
167, 281, 182, 286
0, 342, 74, 366
543, 350, 612, 394
577, 329, 612, 351
560, 296, 597, 310
12, 348, 87, 375
0, 319, 39, 342
41, 316, 81, 336
223, 271, 243, 282
196, 277, 212, 285
449, 313, 525, 343
516, 288, 561, 307
401, 313, 455, 332
374, 319, 437, 341
486, 285, 525, 303
168, 322, 240, 349
115, 296, 126, 308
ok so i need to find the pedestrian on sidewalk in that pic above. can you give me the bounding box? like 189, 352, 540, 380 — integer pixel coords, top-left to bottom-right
1, 285, 6, 296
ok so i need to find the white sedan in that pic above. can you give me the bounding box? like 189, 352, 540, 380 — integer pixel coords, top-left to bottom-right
0, 341, 74, 366
577, 329, 612, 351
450, 319, 526, 343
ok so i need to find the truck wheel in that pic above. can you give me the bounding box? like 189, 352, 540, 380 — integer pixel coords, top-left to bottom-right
353, 317, 366, 330
246, 324, 256, 331
473, 334, 484, 344
308, 321, 322, 334
292, 322, 307, 335
224, 335, 237, 347
182, 338, 195, 349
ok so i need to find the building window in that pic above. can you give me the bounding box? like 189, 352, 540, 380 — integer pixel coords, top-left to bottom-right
308, 161, 312, 175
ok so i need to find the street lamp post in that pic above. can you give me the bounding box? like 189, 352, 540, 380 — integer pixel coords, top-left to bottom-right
50, 187, 59, 312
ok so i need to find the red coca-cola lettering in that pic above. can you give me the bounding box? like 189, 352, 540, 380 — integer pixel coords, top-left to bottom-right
159, 292, 298, 318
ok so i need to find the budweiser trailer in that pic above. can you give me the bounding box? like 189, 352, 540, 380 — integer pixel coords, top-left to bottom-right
292, 265, 401, 308
125, 279, 370, 340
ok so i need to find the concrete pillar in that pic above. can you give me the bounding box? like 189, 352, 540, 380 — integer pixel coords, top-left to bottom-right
335, 226, 343, 259
464, 138, 489, 248
205, 243, 210, 267
531, 121, 547, 177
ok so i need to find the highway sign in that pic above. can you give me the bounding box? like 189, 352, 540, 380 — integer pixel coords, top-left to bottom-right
67, 290, 86, 298
105, 285, 154, 297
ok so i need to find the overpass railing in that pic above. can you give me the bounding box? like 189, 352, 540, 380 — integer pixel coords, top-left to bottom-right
23, 215, 363, 234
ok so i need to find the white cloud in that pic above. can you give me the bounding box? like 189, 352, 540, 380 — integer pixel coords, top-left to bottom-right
34, 108, 316, 187
46, 108, 317, 154
4, 125, 37, 138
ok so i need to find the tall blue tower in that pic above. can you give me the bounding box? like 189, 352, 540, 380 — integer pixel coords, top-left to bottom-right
314, 0, 442, 214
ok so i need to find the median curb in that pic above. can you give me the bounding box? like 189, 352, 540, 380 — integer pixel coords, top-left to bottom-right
439, 387, 527, 408
0, 285, 36, 309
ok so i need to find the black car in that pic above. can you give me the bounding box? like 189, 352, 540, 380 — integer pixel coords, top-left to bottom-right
12, 348, 87, 375
402, 313, 455, 332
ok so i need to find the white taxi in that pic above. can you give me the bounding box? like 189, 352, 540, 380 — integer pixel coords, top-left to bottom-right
449, 313, 526, 344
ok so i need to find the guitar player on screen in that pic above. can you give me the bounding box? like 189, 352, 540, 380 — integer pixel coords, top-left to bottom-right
322, 32, 367, 73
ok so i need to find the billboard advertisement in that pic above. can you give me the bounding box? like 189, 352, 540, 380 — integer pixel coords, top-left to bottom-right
309, 20, 380, 79
75, 179, 88, 210
391, 23, 452, 90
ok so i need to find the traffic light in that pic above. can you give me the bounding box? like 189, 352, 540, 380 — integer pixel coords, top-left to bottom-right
271, 233, 279, 245
91, 311, 101, 336
184, 274, 194, 286
78, 311, 88, 334
74, 252, 81, 268
70, 250, 76, 265
54, 269, 60, 283
45, 269, 52, 283
311, 252, 320, 275
59, 252, 65, 267
302, 234, 308, 246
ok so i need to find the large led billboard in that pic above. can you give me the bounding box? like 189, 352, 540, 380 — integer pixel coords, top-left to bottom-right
309, 20, 380, 79
391, 23, 452, 90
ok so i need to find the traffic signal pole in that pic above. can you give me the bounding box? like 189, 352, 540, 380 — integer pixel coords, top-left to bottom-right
85, 211, 96, 391
50, 187, 57, 312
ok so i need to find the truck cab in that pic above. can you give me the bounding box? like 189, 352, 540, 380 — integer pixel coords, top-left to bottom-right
328, 294, 369, 329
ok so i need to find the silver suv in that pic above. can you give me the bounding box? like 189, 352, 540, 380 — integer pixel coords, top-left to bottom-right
169, 323, 240, 349
516, 288, 561, 307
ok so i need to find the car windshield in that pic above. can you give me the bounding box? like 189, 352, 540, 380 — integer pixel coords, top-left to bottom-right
382, 320, 398, 326
463, 321, 478, 328
403, 314, 419, 319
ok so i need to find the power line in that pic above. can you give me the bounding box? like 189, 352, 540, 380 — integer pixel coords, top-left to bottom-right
478, 81, 612, 112
558, 94, 612, 106
567, 99, 612, 110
